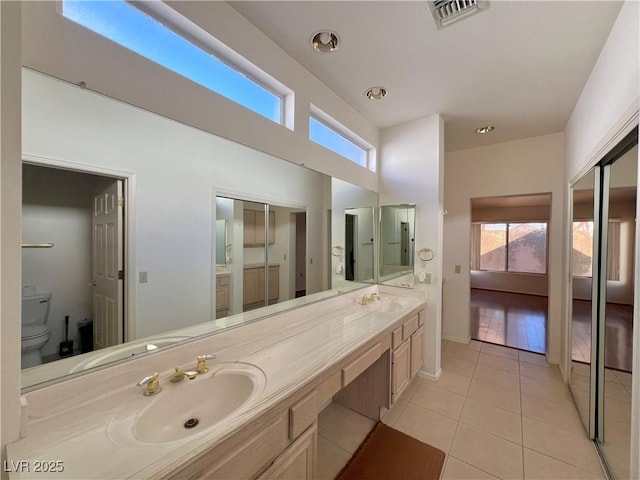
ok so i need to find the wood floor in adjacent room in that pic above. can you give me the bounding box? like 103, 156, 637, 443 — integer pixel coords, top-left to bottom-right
470, 289, 547, 354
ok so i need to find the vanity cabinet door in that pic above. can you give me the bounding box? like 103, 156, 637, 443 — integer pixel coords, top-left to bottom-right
243, 267, 262, 305
268, 265, 279, 302
216, 275, 230, 317
392, 340, 411, 402
167, 410, 288, 480
244, 209, 257, 245
243, 209, 275, 246
410, 325, 424, 378
258, 424, 317, 480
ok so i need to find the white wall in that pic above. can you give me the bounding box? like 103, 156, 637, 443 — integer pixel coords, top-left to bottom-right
564, 2, 639, 184
443, 133, 565, 364
0, 0, 23, 461
22, 166, 111, 359
379, 114, 444, 379
21, 1, 379, 192
23, 70, 329, 341
562, 3, 639, 476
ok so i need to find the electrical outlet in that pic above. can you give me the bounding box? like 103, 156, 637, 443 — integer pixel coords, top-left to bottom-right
139, 271, 148, 283
424, 273, 432, 284
454, 265, 461, 274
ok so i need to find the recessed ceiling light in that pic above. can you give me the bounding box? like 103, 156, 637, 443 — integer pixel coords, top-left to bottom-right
311, 30, 339, 53
475, 125, 495, 134
365, 87, 387, 100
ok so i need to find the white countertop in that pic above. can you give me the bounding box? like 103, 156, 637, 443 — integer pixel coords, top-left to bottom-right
8, 285, 425, 479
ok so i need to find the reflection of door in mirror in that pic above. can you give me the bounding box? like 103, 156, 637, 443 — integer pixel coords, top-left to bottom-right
569, 168, 595, 433
379, 204, 415, 286
330, 178, 378, 288
215, 196, 307, 318
22, 164, 126, 369
400, 222, 409, 266
345, 213, 356, 281
344, 207, 375, 282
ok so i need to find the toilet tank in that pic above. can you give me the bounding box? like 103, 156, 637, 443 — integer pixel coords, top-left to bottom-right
22, 294, 52, 326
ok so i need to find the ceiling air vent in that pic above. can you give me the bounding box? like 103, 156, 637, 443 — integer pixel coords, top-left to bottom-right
426, 0, 485, 29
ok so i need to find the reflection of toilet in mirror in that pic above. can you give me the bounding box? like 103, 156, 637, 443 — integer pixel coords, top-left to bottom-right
21, 288, 52, 368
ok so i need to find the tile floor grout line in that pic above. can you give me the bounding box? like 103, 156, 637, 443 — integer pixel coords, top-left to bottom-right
446, 454, 501, 480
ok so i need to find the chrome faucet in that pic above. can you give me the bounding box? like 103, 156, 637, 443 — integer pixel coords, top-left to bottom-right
137, 372, 162, 396
169, 367, 198, 383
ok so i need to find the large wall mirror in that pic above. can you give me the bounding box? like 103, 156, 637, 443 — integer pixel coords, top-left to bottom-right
569, 129, 637, 479
20, 69, 377, 388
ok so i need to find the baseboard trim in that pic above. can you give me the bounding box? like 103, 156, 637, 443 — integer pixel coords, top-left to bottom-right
442, 335, 471, 344
418, 368, 442, 381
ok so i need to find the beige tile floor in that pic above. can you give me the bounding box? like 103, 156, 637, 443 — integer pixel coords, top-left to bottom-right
317, 340, 607, 480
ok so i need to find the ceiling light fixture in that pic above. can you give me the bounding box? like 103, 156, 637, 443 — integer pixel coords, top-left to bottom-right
365, 87, 387, 100
311, 30, 339, 53
475, 125, 495, 134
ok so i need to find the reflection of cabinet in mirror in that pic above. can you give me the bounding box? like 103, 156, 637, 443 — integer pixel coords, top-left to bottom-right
244, 209, 275, 246
243, 264, 280, 310
215, 273, 230, 318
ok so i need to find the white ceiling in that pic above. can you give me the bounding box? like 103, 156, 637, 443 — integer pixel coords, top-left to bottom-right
229, 1, 623, 152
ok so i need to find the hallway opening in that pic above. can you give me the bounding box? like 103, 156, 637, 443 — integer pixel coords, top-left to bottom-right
469, 194, 551, 355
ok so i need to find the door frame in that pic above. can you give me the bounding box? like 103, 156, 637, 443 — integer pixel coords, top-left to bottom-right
23, 153, 136, 343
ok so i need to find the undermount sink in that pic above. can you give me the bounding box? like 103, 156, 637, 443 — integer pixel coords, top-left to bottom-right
364, 299, 406, 313
108, 363, 266, 445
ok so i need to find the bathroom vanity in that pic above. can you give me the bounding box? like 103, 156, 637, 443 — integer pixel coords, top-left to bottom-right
7, 286, 427, 479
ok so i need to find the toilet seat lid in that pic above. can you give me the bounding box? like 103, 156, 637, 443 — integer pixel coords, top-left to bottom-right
22, 325, 49, 340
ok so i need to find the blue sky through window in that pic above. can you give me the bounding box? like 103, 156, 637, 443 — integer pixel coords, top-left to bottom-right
309, 117, 367, 167
63, 1, 281, 123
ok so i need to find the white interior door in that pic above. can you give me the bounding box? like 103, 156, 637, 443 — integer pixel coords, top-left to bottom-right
92, 180, 123, 350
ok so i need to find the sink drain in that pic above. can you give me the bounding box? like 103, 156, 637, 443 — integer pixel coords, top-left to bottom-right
184, 418, 200, 429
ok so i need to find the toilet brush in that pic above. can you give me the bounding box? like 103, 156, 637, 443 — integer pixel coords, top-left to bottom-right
59, 315, 74, 357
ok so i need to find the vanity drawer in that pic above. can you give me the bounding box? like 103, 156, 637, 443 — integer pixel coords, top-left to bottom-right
217, 275, 229, 286
392, 326, 403, 350
289, 391, 317, 440
169, 410, 288, 479
342, 343, 382, 386
418, 309, 425, 327
402, 315, 419, 341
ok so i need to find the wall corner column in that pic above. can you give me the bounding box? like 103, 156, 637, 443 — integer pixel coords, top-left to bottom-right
0, 0, 23, 471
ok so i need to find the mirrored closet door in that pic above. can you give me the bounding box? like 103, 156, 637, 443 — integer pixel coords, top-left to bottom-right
569, 127, 637, 479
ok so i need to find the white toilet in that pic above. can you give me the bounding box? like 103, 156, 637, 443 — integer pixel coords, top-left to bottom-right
21, 293, 52, 368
